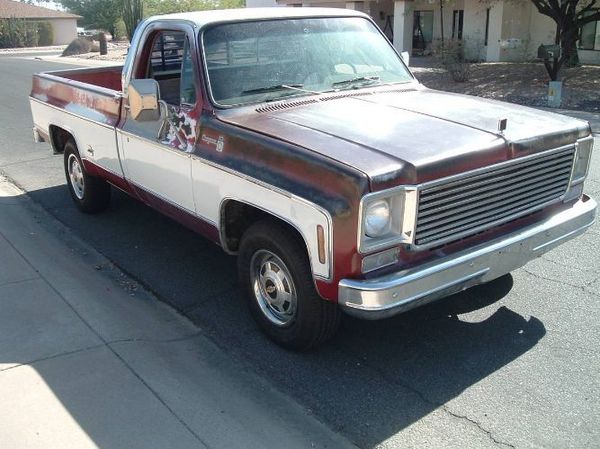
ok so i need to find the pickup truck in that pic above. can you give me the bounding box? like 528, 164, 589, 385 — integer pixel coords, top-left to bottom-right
30, 8, 597, 350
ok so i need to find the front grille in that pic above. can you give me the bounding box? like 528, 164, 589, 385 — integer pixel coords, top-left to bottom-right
414, 146, 575, 247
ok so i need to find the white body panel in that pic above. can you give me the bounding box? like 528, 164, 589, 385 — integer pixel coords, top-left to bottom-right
191, 157, 332, 279
118, 131, 196, 214
29, 98, 122, 177
30, 91, 331, 281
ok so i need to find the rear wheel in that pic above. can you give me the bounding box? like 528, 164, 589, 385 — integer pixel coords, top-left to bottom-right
64, 139, 110, 213
238, 220, 341, 350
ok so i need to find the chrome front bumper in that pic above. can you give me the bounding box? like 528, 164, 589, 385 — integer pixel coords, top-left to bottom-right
339, 195, 597, 320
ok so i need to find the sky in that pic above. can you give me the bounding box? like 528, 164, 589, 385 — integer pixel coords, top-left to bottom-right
27, 1, 64, 11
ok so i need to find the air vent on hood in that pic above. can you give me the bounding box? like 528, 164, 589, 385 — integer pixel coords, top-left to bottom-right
256, 98, 319, 113
255, 85, 418, 113
319, 91, 374, 101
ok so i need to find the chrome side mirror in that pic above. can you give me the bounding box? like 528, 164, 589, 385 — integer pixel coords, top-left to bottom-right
128, 79, 161, 121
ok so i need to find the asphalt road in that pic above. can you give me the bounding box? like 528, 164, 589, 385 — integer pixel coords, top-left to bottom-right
2, 53, 599, 449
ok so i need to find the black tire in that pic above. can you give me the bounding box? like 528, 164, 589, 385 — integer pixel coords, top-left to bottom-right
63, 139, 110, 213
238, 219, 341, 351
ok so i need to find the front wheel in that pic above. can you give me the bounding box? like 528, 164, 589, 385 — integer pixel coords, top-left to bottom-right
238, 220, 341, 351
64, 139, 110, 213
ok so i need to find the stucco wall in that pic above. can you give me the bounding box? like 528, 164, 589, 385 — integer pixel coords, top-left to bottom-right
497, 0, 532, 61
461, 0, 487, 61
267, 0, 599, 64
527, 8, 555, 58
246, 0, 279, 6
47, 18, 77, 45
579, 50, 600, 64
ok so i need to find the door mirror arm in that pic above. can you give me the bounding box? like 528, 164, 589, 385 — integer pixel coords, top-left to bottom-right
157, 100, 170, 141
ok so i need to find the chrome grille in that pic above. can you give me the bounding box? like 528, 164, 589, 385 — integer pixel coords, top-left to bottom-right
414, 147, 575, 247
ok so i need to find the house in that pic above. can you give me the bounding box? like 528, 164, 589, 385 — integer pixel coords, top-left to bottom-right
0, 0, 80, 45
247, 0, 600, 65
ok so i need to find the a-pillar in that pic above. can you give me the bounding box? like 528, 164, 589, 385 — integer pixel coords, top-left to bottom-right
392, 0, 414, 54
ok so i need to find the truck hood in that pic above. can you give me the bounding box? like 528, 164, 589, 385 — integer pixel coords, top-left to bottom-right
216, 86, 590, 190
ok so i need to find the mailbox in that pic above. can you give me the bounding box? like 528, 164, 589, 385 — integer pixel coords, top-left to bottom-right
538, 44, 561, 60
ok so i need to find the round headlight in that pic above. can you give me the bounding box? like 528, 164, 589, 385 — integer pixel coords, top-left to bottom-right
365, 200, 391, 237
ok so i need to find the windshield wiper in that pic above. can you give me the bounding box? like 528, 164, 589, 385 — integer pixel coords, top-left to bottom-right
331, 76, 381, 88
241, 84, 318, 95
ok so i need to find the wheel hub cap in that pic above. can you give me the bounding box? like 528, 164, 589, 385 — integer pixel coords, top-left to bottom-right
67, 154, 85, 200
251, 250, 297, 326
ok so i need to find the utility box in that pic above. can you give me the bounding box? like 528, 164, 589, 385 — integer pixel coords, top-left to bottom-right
548, 81, 562, 108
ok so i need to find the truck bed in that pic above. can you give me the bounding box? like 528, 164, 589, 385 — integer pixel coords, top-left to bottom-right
50, 65, 123, 92
30, 65, 125, 177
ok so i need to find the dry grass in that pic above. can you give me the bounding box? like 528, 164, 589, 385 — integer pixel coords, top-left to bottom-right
412, 58, 600, 112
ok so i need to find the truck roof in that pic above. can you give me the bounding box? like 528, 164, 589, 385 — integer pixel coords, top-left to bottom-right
148, 7, 368, 29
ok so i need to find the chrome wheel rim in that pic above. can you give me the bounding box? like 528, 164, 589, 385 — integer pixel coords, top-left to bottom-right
250, 250, 297, 326
67, 154, 85, 200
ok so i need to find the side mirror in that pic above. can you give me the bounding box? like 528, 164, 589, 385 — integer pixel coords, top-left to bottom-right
128, 79, 161, 121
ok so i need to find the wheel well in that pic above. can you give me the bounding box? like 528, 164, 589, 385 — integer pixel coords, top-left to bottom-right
221, 200, 306, 254
49, 125, 73, 154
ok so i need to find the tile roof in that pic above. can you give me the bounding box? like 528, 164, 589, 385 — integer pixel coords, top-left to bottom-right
0, 0, 81, 19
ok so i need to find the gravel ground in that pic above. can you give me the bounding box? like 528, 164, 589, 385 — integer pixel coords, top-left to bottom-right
411, 56, 600, 112
61, 41, 130, 62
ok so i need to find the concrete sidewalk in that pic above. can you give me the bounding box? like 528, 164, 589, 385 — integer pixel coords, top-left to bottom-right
0, 175, 357, 449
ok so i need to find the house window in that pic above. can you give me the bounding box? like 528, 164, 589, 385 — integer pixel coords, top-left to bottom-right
452, 10, 464, 40
580, 11, 600, 50
484, 8, 491, 46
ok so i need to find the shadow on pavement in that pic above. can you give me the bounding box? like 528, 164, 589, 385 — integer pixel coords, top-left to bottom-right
26, 184, 546, 448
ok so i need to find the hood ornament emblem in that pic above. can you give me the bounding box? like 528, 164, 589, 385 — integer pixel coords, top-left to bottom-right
498, 118, 508, 134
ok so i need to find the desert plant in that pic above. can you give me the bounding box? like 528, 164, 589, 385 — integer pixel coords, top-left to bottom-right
0, 18, 39, 48
62, 37, 93, 56
113, 20, 127, 41
432, 39, 471, 82
123, 0, 143, 41
37, 21, 54, 46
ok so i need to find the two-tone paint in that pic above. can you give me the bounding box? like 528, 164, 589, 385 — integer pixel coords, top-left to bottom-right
29, 7, 595, 305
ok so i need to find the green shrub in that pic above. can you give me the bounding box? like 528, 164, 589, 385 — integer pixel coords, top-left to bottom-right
37, 21, 54, 46
114, 20, 127, 41
0, 18, 39, 48
62, 37, 92, 56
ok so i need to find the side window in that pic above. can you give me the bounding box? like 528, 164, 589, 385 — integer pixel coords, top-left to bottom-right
146, 31, 196, 106
180, 39, 196, 105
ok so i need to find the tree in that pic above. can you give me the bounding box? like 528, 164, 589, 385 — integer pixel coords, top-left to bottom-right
123, 0, 143, 41
529, 0, 600, 80
58, 0, 122, 36
144, 0, 244, 16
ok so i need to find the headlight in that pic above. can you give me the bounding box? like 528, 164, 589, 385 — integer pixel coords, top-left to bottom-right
565, 136, 593, 202
359, 187, 418, 253
571, 137, 593, 185
365, 200, 391, 237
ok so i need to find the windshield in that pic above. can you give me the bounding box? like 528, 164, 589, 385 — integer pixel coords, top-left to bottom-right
202, 17, 413, 106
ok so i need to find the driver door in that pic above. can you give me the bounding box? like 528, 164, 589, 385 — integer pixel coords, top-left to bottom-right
119, 28, 199, 214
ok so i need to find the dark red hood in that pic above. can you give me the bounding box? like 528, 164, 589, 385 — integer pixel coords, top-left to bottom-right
216, 86, 590, 190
